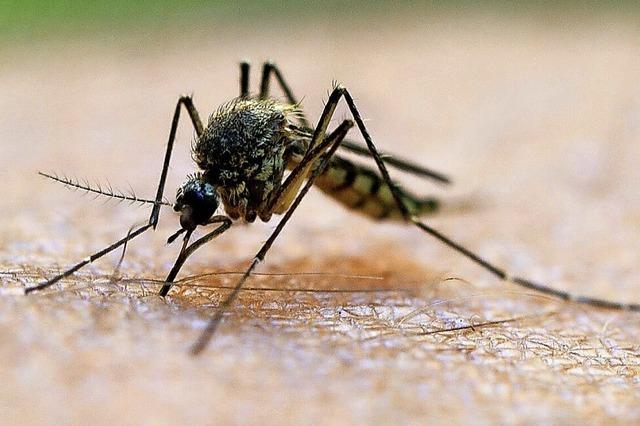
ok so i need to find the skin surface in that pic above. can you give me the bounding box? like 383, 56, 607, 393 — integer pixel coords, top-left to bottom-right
2, 15, 640, 424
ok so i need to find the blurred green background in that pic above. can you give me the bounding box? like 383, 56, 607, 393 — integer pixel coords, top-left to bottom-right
1, 0, 638, 45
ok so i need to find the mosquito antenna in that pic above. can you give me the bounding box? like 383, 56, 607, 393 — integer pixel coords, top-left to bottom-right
38, 171, 171, 207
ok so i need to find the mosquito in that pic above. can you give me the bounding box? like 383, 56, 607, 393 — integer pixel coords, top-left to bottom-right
27, 61, 639, 355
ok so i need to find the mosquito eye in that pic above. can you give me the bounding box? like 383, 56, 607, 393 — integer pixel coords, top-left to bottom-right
174, 177, 219, 230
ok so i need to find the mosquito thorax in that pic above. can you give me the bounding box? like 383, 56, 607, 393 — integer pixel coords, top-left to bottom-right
193, 98, 303, 222
173, 175, 219, 231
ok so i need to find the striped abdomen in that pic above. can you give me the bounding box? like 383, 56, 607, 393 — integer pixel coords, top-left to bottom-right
312, 156, 439, 220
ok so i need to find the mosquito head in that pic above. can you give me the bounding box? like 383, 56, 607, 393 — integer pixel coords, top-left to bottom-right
174, 174, 219, 231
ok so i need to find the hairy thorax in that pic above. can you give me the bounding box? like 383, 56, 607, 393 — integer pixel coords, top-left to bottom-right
193, 98, 302, 222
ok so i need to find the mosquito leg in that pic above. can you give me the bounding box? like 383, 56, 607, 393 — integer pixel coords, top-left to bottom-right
150, 95, 204, 228
25, 223, 153, 293
260, 63, 451, 185
158, 216, 232, 297
190, 120, 354, 355
239, 61, 250, 98
259, 61, 311, 128
265, 85, 346, 215
338, 139, 452, 185
268, 120, 354, 214
28, 96, 204, 294
258, 62, 272, 100
324, 84, 640, 312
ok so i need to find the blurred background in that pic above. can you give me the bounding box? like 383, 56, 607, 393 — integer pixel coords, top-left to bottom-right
2, 1, 640, 424
3, 1, 636, 42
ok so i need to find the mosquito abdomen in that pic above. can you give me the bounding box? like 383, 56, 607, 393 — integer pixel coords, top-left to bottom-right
314, 156, 438, 220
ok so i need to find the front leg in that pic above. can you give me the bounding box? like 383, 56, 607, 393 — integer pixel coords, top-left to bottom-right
27, 95, 205, 294
150, 95, 204, 228
158, 216, 232, 296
